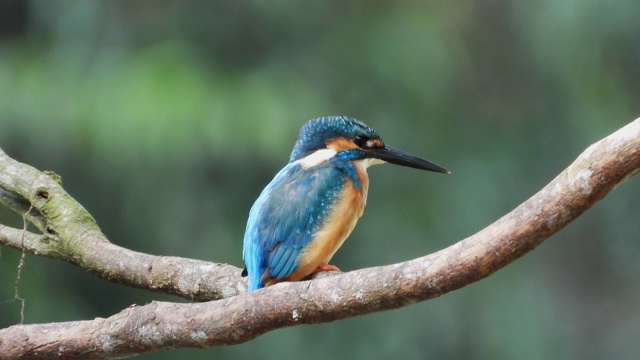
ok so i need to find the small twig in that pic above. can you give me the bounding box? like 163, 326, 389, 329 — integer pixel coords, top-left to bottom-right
13, 205, 32, 324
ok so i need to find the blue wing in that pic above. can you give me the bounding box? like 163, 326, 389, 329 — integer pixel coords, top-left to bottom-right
242, 161, 344, 291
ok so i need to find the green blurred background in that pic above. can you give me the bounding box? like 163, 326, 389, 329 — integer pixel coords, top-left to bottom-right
1, 1, 639, 359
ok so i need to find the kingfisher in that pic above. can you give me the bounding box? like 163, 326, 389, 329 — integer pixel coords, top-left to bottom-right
242, 116, 448, 291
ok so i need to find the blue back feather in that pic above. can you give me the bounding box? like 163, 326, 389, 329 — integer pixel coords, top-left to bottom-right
243, 161, 347, 291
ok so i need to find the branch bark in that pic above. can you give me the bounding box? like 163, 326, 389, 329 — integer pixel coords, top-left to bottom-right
0, 153, 245, 301
0, 118, 639, 359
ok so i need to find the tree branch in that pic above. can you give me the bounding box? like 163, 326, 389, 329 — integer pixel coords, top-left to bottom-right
0, 150, 245, 301
0, 118, 639, 359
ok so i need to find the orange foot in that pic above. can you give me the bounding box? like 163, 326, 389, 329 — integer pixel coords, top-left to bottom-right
312, 263, 341, 273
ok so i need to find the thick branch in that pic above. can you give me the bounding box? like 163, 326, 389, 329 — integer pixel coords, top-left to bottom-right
0, 151, 245, 301
0, 118, 639, 359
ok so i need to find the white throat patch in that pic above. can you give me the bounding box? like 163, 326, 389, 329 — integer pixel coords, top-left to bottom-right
358, 157, 385, 169
295, 148, 337, 169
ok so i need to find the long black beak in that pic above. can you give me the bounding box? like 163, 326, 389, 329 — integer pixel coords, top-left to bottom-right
370, 145, 449, 173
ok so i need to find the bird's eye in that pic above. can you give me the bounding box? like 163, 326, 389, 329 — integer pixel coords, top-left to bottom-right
354, 135, 370, 148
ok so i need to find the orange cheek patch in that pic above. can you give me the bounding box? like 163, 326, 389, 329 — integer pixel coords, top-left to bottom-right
370, 139, 384, 148
327, 138, 358, 152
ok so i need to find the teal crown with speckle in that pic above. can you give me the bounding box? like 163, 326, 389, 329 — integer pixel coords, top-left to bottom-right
289, 116, 380, 162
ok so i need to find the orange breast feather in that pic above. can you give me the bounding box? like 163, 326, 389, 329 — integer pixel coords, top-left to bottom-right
285, 162, 370, 282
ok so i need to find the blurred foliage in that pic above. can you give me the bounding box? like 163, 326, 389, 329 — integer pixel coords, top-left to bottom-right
1, 1, 639, 359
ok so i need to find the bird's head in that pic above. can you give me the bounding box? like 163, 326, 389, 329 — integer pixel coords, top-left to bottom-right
289, 116, 449, 173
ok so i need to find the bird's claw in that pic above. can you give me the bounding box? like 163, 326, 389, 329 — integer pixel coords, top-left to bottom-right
312, 263, 341, 273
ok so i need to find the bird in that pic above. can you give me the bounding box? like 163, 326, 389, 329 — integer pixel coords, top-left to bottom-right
242, 116, 448, 291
